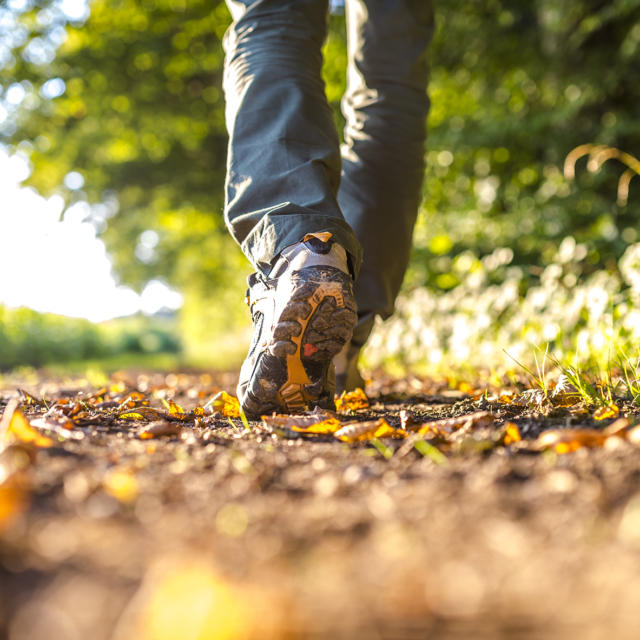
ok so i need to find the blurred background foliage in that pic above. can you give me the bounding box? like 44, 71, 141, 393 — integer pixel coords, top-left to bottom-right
1, 0, 639, 371
0, 303, 180, 370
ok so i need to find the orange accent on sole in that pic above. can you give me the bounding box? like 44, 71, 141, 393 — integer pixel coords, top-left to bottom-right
303, 343, 319, 357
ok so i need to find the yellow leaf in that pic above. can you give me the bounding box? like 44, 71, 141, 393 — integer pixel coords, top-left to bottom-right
335, 388, 369, 412
194, 407, 205, 417
204, 391, 241, 418
168, 400, 186, 418
4, 408, 53, 448
119, 412, 147, 421
593, 404, 619, 420
103, 469, 138, 503
503, 422, 522, 445
119, 406, 163, 421
262, 413, 341, 435
292, 418, 342, 434
335, 418, 404, 443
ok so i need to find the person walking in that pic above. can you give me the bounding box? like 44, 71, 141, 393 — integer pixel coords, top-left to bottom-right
222, 0, 433, 415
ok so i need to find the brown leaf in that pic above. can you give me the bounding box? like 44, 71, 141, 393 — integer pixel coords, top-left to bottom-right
335, 388, 369, 412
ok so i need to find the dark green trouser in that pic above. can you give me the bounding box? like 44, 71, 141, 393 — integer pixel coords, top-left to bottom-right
223, 0, 433, 345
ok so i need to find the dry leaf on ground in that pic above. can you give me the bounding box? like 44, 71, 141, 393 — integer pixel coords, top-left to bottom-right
1, 401, 53, 448
335, 418, 402, 443
119, 406, 164, 421
593, 404, 620, 420
204, 391, 241, 418
262, 413, 342, 435
335, 388, 369, 412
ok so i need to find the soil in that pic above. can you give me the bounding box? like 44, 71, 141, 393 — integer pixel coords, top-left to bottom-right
2, 370, 640, 639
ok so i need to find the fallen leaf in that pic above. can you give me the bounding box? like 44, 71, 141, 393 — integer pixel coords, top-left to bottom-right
593, 404, 620, 420
205, 391, 241, 418
119, 412, 148, 421
119, 406, 163, 421
168, 400, 186, 419
335, 418, 403, 443
262, 413, 341, 436
503, 422, 522, 445
1, 402, 53, 448
139, 421, 183, 439
335, 388, 369, 412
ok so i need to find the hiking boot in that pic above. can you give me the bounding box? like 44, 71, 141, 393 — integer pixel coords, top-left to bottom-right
237, 233, 357, 417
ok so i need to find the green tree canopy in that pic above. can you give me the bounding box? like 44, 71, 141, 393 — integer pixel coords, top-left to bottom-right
2, 0, 639, 310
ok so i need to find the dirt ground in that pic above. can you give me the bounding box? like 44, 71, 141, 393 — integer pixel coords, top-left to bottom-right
2, 369, 640, 640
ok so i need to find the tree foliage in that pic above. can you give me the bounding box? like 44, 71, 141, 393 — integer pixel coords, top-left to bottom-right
1, 0, 639, 309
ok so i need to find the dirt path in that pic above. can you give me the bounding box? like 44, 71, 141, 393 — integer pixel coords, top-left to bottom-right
2, 371, 640, 639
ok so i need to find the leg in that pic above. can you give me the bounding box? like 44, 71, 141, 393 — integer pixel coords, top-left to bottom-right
339, 0, 434, 346
223, 0, 362, 276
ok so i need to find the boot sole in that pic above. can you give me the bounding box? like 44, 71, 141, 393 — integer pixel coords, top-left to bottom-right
241, 267, 357, 416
